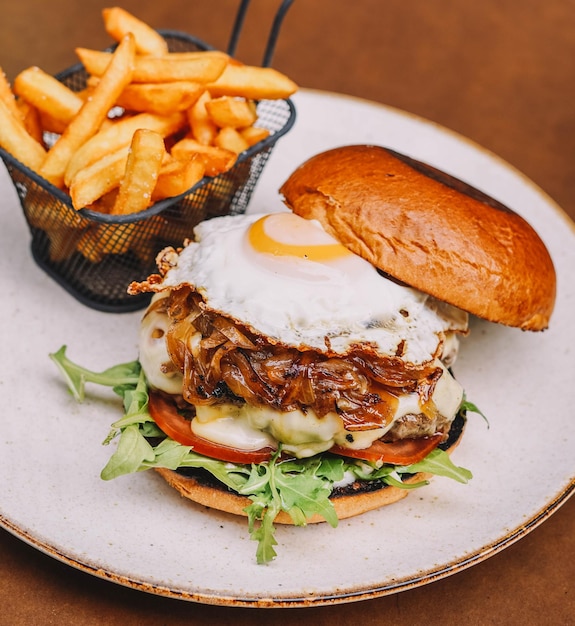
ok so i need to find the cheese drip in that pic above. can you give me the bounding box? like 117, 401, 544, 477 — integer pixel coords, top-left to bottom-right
139, 294, 464, 459
189, 360, 462, 458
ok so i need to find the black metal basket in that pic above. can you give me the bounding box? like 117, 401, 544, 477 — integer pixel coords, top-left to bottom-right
0, 4, 296, 312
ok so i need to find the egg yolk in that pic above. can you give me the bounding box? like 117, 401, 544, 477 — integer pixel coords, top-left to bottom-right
247, 213, 353, 263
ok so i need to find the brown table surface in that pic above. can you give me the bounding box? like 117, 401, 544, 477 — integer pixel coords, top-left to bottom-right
1, 1, 574, 624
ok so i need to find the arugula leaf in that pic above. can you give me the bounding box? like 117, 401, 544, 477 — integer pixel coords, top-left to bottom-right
143, 438, 193, 471
50, 348, 476, 565
280, 472, 337, 526
382, 472, 429, 490
461, 395, 489, 427
237, 453, 343, 562
401, 448, 473, 484
102, 367, 152, 444
100, 424, 156, 480
49, 345, 141, 402
246, 498, 280, 565
274, 457, 340, 527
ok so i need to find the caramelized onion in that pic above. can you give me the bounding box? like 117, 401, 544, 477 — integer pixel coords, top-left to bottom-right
164, 287, 441, 429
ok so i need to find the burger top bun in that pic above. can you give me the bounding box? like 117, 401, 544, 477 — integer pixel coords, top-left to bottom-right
280, 145, 556, 331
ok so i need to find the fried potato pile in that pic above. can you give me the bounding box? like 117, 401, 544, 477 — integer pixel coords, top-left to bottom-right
0, 6, 298, 216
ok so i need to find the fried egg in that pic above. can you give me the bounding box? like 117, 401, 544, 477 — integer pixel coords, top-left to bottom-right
139, 211, 469, 457
157, 211, 468, 365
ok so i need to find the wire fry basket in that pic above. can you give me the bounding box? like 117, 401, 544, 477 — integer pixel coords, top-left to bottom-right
0, 2, 296, 312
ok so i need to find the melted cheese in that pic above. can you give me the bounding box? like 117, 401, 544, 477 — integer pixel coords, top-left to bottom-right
139, 294, 183, 394
189, 359, 463, 458
139, 293, 464, 459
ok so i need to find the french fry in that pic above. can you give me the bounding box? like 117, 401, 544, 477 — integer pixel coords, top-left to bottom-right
214, 126, 250, 154
130, 214, 167, 263
76, 47, 228, 84
40, 33, 136, 187
102, 7, 169, 56
111, 128, 165, 215
152, 155, 205, 201
170, 138, 237, 176
40, 79, 114, 134
75, 227, 106, 263
2, 6, 298, 273
187, 90, 218, 145
64, 111, 186, 186
69, 146, 129, 210
0, 98, 47, 170
0, 67, 23, 120
199, 176, 237, 218
205, 96, 257, 129
25, 187, 83, 231
86, 188, 119, 215
208, 63, 298, 100
114, 80, 205, 114
78, 212, 167, 263
240, 125, 270, 147
13, 66, 83, 128
38, 110, 70, 135
102, 222, 138, 256
46, 224, 83, 263
76, 221, 138, 262
16, 99, 43, 143
0, 67, 44, 143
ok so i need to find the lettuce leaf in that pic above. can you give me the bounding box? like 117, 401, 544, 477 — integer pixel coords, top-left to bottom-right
400, 448, 473, 483
50, 346, 474, 564
49, 345, 141, 402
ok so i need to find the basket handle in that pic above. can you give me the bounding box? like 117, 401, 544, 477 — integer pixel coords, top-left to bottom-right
227, 0, 295, 67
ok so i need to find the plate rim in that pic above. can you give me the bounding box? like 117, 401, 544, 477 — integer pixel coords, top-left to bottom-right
1, 87, 574, 607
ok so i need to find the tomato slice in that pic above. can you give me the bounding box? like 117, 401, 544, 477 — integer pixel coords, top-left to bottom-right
147, 390, 274, 464
148, 390, 441, 467
330, 433, 443, 466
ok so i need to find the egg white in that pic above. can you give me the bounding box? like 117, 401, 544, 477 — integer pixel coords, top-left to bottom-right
139, 210, 470, 459
157, 212, 468, 365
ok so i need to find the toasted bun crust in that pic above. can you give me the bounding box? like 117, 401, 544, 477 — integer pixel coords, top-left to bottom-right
154, 416, 466, 525
155, 465, 425, 524
279, 145, 556, 331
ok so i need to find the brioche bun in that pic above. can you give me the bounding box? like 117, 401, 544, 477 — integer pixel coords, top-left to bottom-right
154, 466, 423, 524
155, 415, 466, 525
280, 145, 556, 331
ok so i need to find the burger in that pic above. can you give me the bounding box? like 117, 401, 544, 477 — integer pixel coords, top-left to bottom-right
52, 145, 556, 564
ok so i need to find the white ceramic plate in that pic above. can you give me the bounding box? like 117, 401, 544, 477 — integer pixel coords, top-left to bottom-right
1, 90, 574, 607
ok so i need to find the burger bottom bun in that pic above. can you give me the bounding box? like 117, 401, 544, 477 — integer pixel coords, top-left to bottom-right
154, 415, 466, 525
155, 465, 428, 524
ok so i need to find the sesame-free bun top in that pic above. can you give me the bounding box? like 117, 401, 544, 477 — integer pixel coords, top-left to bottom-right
280, 145, 556, 331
